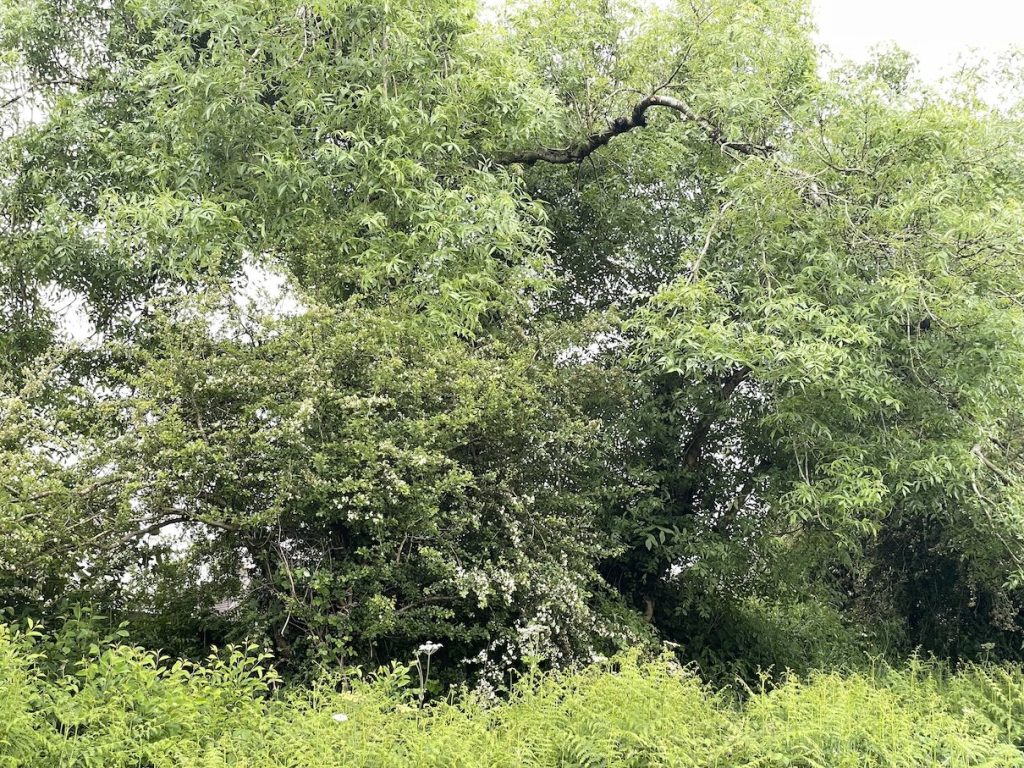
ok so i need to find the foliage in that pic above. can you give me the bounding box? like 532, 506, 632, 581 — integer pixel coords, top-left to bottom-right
1, 298, 640, 675
3, 623, 1024, 766
2, 0, 1024, 685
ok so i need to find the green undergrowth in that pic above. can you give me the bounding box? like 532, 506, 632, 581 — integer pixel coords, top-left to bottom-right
2, 623, 1024, 767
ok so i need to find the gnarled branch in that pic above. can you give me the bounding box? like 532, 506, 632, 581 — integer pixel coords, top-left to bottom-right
496, 94, 773, 166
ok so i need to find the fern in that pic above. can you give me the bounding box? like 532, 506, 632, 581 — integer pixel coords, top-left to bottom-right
1, 625, 1024, 767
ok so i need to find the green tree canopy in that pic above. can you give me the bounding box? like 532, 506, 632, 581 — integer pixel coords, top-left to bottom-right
2, 0, 1024, 680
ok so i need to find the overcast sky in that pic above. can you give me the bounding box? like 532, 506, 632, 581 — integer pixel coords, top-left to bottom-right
812, 0, 1023, 81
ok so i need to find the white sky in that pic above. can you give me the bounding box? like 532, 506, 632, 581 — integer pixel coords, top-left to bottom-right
813, 0, 1024, 81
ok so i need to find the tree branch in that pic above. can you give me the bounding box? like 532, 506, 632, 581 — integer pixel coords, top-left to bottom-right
690, 200, 733, 283
0, 78, 85, 111
682, 366, 751, 469
17, 474, 130, 503
972, 443, 1013, 486
496, 94, 773, 166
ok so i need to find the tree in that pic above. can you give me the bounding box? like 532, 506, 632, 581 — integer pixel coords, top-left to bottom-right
2, 0, 1024, 679
3, 297, 637, 675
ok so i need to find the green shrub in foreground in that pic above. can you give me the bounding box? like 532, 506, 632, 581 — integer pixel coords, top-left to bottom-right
2, 623, 1024, 767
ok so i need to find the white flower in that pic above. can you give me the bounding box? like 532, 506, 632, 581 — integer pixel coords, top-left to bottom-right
417, 641, 443, 655
331, 713, 349, 723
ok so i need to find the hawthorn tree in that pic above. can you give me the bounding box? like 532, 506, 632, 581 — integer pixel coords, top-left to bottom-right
2, 0, 1024, 678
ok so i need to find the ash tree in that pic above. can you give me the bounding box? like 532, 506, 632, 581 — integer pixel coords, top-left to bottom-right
2, 0, 1024, 678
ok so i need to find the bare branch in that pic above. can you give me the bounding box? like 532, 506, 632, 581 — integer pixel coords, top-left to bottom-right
496, 93, 773, 166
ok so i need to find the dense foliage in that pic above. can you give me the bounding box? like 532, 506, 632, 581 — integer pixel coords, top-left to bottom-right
4, 622, 1024, 767
2, 0, 1024, 691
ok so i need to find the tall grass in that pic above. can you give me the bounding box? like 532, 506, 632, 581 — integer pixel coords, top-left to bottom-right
2, 622, 1023, 767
